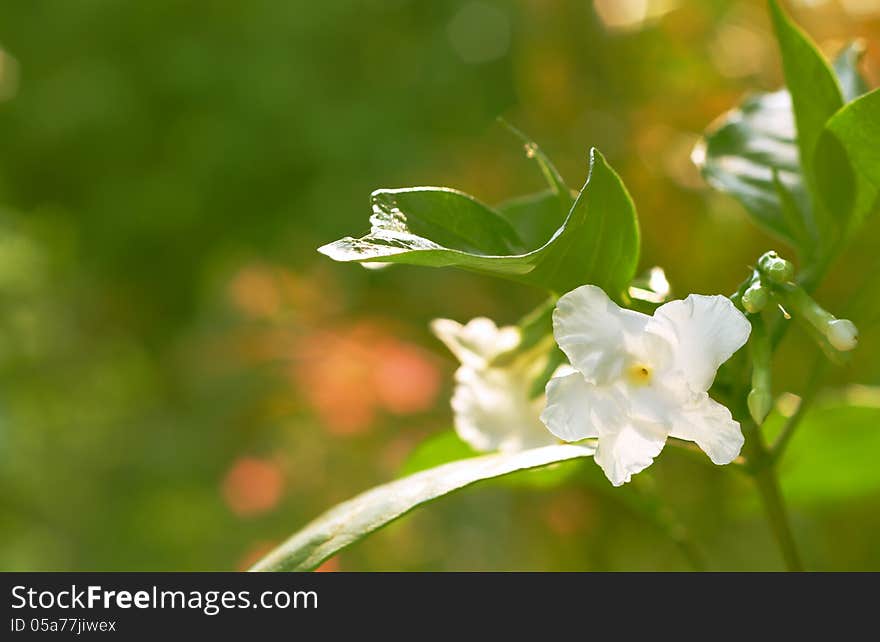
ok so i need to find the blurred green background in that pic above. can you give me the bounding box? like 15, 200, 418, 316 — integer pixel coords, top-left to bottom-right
1, 0, 878, 571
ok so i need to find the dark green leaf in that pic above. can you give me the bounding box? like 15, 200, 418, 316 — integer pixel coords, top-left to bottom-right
250, 443, 595, 571
319, 149, 640, 297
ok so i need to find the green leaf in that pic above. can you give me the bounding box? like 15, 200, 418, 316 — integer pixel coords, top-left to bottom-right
250, 443, 595, 571
550, 150, 640, 296
769, 0, 844, 249
768, 0, 844, 175
815, 88, 880, 239
694, 32, 865, 255
497, 189, 566, 251
766, 400, 880, 505
319, 148, 640, 297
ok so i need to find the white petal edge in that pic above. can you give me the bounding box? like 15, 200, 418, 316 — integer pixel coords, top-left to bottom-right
649, 294, 751, 392
594, 421, 668, 487
669, 393, 744, 465
431, 317, 520, 369
553, 285, 651, 384
541, 371, 622, 443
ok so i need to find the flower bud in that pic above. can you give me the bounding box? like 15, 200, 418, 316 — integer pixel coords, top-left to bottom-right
825, 319, 858, 351
748, 314, 772, 425
741, 283, 769, 314
748, 389, 772, 425
758, 251, 794, 284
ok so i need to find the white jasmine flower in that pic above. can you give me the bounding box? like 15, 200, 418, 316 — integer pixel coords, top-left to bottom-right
541, 285, 751, 486
431, 317, 558, 453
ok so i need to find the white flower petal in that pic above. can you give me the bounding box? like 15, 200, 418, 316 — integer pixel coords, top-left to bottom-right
649, 294, 751, 392
452, 366, 555, 453
553, 285, 651, 384
541, 371, 622, 442
669, 393, 744, 465
594, 421, 667, 486
431, 317, 521, 369
623, 375, 690, 424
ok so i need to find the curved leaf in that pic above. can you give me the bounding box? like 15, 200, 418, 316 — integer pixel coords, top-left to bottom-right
769, 0, 843, 183
250, 443, 595, 572
319, 149, 640, 297
815, 88, 880, 238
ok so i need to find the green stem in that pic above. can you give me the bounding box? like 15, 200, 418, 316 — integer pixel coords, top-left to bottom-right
743, 420, 804, 571
752, 463, 803, 571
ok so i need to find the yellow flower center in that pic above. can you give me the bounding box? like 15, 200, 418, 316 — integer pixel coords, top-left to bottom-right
626, 363, 653, 386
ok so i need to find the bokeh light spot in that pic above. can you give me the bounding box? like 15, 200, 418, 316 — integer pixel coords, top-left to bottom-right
222, 457, 284, 517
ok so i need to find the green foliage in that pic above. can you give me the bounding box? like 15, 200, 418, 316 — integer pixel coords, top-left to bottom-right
319, 146, 640, 298
2, 0, 878, 574
251, 444, 594, 571
497, 190, 566, 251
696, 2, 876, 262
768, 1, 843, 219
815, 89, 880, 238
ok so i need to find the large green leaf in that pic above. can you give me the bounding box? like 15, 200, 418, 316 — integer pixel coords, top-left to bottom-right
319, 148, 640, 297
815, 88, 880, 238
250, 443, 595, 571
694, 39, 864, 254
